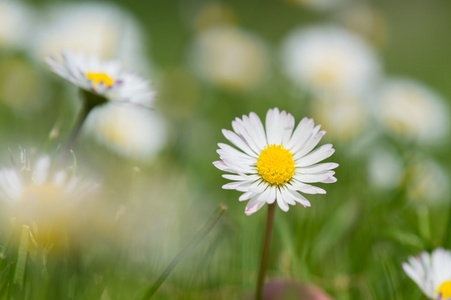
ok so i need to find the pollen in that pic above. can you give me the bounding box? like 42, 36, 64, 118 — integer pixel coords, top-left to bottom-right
256, 144, 295, 185
437, 281, 451, 299
85, 72, 114, 87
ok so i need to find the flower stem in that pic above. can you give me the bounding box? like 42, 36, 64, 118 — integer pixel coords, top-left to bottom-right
255, 203, 276, 300
141, 203, 227, 300
61, 90, 107, 161
61, 103, 90, 157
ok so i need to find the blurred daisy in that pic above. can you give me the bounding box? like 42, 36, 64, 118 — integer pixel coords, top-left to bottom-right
402, 248, 451, 300
311, 93, 368, 142
33, 2, 148, 72
46, 50, 155, 107
288, 0, 343, 12
0, 153, 97, 245
366, 146, 402, 190
335, 3, 388, 48
0, 0, 35, 50
406, 157, 449, 205
281, 25, 380, 96
190, 26, 269, 92
85, 104, 167, 161
192, 2, 237, 32
376, 79, 449, 144
214, 108, 337, 215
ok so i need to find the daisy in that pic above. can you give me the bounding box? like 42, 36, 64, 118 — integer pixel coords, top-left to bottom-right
85, 103, 168, 161
281, 25, 380, 97
190, 26, 269, 92
0, 0, 35, 50
290, 0, 343, 12
214, 108, 338, 215
375, 78, 449, 144
0, 153, 97, 243
402, 248, 451, 300
33, 2, 149, 74
311, 92, 369, 142
46, 50, 155, 107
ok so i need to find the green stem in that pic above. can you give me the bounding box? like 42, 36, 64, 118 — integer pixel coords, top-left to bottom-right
60, 90, 107, 162
61, 103, 90, 156
141, 204, 227, 300
255, 203, 276, 300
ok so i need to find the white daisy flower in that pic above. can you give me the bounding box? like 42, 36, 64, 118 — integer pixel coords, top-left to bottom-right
375, 78, 449, 144
311, 93, 369, 142
190, 26, 269, 92
214, 108, 338, 215
46, 50, 155, 107
406, 157, 449, 205
32, 2, 149, 73
291, 0, 343, 12
0, 154, 98, 246
0, 0, 35, 50
281, 25, 380, 97
85, 103, 168, 161
366, 146, 402, 190
402, 248, 451, 300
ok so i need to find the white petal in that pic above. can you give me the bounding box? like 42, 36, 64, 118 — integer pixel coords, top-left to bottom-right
32, 156, 51, 185
256, 185, 276, 203
296, 162, 339, 173
276, 188, 289, 212
248, 112, 267, 148
265, 108, 281, 145
288, 181, 326, 194
295, 144, 335, 167
213, 160, 235, 172
222, 129, 258, 157
232, 118, 263, 154
281, 113, 296, 146
293, 171, 335, 183
245, 197, 266, 216
292, 128, 324, 159
239, 190, 256, 201
286, 117, 315, 152
279, 187, 295, 205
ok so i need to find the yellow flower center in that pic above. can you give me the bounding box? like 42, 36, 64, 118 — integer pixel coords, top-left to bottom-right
256, 144, 295, 185
21, 184, 64, 204
85, 72, 114, 87
437, 281, 451, 299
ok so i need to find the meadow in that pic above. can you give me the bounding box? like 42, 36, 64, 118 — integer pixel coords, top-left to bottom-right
0, 0, 451, 299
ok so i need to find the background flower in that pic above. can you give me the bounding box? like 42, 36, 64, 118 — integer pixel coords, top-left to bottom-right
403, 248, 451, 299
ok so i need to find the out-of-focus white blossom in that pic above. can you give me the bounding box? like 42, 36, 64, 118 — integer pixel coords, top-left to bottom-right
0, 0, 35, 50
281, 25, 381, 97
289, 0, 344, 12
190, 26, 269, 92
311, 93, 369, 142
367, 146, 402, 190
406, 157, 449, 205
33, 2, 149, 72
0, 154, 98, 245
85, 104, 168, 162
376, 79, 449, 144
